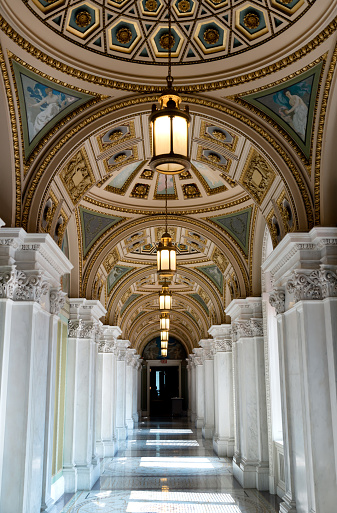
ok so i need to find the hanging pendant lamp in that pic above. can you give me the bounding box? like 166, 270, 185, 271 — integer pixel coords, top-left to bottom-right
161, 330, 169, 342
159, 279, 172, 312
160, 313, 170, 331
149, 0, 191, 175
161, 347, 168, 357
157, 174, 176, 277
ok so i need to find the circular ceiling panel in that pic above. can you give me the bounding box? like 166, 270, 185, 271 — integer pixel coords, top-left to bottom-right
24, 0, 313, 66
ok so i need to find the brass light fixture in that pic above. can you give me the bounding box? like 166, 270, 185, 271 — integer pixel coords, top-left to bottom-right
159, 279, 172, 312
161, 347, 168, 357
160, 313, 170, 331
160, 330, 169, 342
149, 0, 191, 174
157, 175, 177, 276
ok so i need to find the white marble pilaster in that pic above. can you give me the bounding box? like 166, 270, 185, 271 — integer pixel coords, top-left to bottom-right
263, 228, 337, 513
0, 229, 72, 513
115, 340, 130, 440
226, 298, 269, 491
132, 357, 141, 423
192, 348, 204, 429
96, 325, 122, 458
200, 339, 215, 439
125, 348, 137, 430
209, 324, 235, 457
63, 299, 106, 492
188, 355, 196, 422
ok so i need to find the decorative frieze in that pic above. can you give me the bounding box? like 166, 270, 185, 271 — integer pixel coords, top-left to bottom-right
14, 270, 49, 303
215, 339, 233, 352
0, 267, 17, 299
269, 287, 285, 314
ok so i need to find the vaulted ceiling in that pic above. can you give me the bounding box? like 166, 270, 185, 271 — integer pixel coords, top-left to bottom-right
1, 0, 337, 354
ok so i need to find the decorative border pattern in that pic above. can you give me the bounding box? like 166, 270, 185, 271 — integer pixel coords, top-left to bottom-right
1, 14, 336, 92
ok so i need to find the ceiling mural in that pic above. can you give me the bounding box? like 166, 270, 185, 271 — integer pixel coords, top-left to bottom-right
11, 59, 97, 160
79, 206, 124, 257
23, 0, 313, 65
235, 59, 324, 160
209, 207, 252, 256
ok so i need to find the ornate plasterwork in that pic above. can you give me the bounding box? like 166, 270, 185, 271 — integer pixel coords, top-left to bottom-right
286, 266, 337, 302
60, 148, 95, 205
50, 288, 67, 314
21, 0, 314, 66
68, 318, 102, 339
240, 148, 276, 206
1, 13, 336, 92
269, 287, 285, 315
0, 268, 49, 303
214, 339, 232, 352
234, 318, 263, 338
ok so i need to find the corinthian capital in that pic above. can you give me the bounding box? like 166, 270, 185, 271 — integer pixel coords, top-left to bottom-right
286, 270, 322, 302
319, 266, 337, 298
269, 287, 285, 315
50, 288, 67, 315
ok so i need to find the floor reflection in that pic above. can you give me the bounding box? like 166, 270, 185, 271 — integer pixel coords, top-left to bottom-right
55, 418, 280, 513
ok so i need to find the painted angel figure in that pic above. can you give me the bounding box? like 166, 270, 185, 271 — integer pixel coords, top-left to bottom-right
28, 87, 76, 137
278, 90, 308, 141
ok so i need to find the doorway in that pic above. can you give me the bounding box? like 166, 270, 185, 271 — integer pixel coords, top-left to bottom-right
150, 366, 179, 417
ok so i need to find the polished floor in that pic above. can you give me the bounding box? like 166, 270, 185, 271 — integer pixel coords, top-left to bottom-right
52, 418, 281, 512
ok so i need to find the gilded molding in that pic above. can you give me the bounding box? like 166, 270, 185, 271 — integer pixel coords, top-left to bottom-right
22, 93, 305, 230
314, 42, 337, 224
1, 14, 337, 91
239, 147, 276, 205
0, 45, 21, 226
248, 205, 258, 296
229, 54, 327, 168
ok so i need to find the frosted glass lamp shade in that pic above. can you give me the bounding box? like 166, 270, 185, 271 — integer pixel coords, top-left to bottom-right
160, 314, 170, 331
160, 330, 169, 342
157, 232, 176, 277
159, 285, 172, 312
149, 92, 191, 175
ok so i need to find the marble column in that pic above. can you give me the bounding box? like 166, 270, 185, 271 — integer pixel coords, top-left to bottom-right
63, 299, 106, 492
209, 324, 235, 457
125, 348, 137, 430
96, 325, 122, 458
0, 228, 72, 513
115, 340, 130, 440
263, 228, 337, 513
226, 298, 269, 490
132, 356, 141, 423
137, 360, 142, 421
193, 348, 204, 429
186, 359, 191, 418
200, 339, 215, 439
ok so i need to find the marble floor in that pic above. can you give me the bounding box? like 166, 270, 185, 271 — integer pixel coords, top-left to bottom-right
52, 418, 281, 513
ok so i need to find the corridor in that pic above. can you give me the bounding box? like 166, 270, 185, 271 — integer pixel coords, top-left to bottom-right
52, 419, 280, 513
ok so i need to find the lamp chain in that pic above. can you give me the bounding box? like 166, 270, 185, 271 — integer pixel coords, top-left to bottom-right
167, 0, 172, 88
165, 173, 168, 233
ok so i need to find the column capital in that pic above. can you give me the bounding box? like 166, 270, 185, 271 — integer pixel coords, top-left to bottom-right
269, 287, 286, 315
233, 318, 263, 339
50, 288, 67, 315
199, 339, 215, 360
225, 297, 262, 323
116, 340, 131, 360
192, 347, 203, 365
262, 227, 337, 286
208, 324, 232, 352
69, 298, 106, 322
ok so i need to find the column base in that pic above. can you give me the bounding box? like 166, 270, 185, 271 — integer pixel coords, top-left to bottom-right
126, 418, 134, 430
41, 496, 55, 512
190, 412, 196, 422
233, 459, 269, 490
202, 425, 214, 439
213, 437, 235, 457
76, 463, 100, 490
116, 426, 128, 440
96, 440, 118, 458
280, 493, 297, 513
133, 413, 139, 423
63, 467, 78, 493
195, 417, 204, 429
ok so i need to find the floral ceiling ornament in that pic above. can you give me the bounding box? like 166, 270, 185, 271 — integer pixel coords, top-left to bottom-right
116, 27, 133, 44
204, 28, 220, 45
243, 12, 260, 30
75, 10, 92, 28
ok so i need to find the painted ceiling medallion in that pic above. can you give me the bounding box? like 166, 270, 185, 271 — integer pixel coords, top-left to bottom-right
204, 28, 220, 45
243, 12, 260, 30
159, 33, 175, 50
75, 10, 91, 28
208, 153, 221, 163
116, 27, 133, 44
178, 0, 190, 12
145, 0, 157, 11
